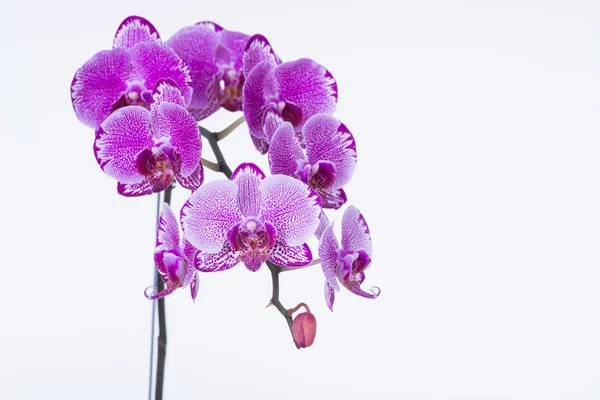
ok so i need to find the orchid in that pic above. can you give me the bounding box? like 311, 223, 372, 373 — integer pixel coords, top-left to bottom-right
94, 79, 203, 196
268, 114, 357, 209
146, 203, 199, 301
181, 163, 321, 272
71, 16, 192, 130
319, 206, 380, 311
241, 35, 337, 154
167, 22, 250, 120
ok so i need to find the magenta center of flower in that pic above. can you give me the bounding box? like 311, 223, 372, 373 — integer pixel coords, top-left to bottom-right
337, 249, 371, 282
298, 160, 336, 191
220, 68, 244, 112
228, 217, 277, 271
135, 139, 178, 192
155, 249, 187, 287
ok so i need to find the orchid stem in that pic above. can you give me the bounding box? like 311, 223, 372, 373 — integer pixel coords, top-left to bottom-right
153, 184, 172, 400
200, 126, 233, 179
266, 261, 300, 349
216, 116, 245, 141
201, 157, 220, 172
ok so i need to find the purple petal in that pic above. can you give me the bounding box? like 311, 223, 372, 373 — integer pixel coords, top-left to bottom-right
250, 135, 270, 154
95, 106, 153, 183
324, 281, 336, 311
268, 242, 312, 267
319, 187, 347, 210
113, 16, 161, 49
218, 29, 250, 71
268, 122, 305, 178
304, 114, 357, 188
231, 163, 265, 217
315, 211, 330, 239
273, 59, 337, 129
145, 285, 175, 300
130, 42, 193, 107
341, 206, 372, 257
152, 102, 201, 176
117, 180, 154, 197
263, 107, 284, 142
166, 25, 221, 120
183, 239, 199, 265
343, 281, 381, 299
318, 223, 340, 291
242, 34, 279, 79
156, 203, 180, 250
243, 60, 274, 138
189, 273, 199, 301
181, 180, 241, 253
176, 162, 203, 192
260, 175, 321, 246
152, 79, 186, 108
196, 241, 241, 272
71, 48, 131, 129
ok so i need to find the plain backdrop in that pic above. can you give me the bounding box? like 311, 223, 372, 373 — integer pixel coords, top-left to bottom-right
1, 0, 599, 399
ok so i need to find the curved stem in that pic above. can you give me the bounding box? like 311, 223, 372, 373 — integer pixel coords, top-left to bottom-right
266, 261, 300, 349
216, 116, 245, 141
200, 126, 232, 179
201, 158, 220, 172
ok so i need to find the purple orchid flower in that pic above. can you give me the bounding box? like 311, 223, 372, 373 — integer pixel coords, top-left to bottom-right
145, 203, 199, 301
318, 206, 380, 311
181, 163, 321, 272
241, 35, 337, 154
71, 16, 192, 130
268, 114, 357, 210
167, 22, 250, 121
94, 79, 203, 196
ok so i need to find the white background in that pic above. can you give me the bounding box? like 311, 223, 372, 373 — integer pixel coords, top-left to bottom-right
2, 0, 600, 398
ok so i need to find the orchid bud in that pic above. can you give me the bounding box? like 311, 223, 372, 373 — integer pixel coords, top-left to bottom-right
289, 303, 317, 348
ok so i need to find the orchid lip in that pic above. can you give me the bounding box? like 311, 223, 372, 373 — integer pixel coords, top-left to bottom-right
228, 216, 277, 271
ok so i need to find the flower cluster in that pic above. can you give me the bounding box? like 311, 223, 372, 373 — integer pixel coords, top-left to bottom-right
72, 16, 380, 349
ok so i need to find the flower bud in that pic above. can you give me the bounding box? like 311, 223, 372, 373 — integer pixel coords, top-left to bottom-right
291, 309, 317, 348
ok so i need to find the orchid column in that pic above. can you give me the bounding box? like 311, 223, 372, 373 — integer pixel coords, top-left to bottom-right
71, 15, 380, 400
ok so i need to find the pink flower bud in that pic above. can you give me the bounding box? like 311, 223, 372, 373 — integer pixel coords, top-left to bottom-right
291, 309, 317, 348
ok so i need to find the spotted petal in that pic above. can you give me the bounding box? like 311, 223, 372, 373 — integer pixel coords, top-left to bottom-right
343, 281, 381, 299
273, 59, 337, 130
320, 187, 347, 210
341, 206, 372, 257
268, 122, 305, 178
152, 102, 201, 176
156, 203, 180, 250
231, 163, 265, 217
260, 175, 321, 246
130, 42, 193, 107
196, 242, 241, 272
243, 60, 274, 138
152, 79, 186, 108
71, 48, 131, 129
113, 16, 161, 49
218, 29, 250, 71
304, 115, 357, 188
242, 34, 279, 79
166, 25, 220, 120
182, 180, 241, 253
117, 180, 153, 197
95, 106, 153, 183
324, 281, 336, 311
268, 242, 312, 267
318, 223, 340, 291
176, 162, 203, 192
250, 135, 270, 154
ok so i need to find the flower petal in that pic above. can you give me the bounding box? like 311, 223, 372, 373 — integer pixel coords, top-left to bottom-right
218, 29, 250, 71
176, 162, 203, 192
268, 241, 312, 267
183, 239, 199, 265
341, 206, 372, 257
273, 59, 337, 129
263, 106, 284, 142
152, 79, 186, 108
113, 16, 161, 49
260, 175, 321, 246
318, 222, 340, 291
117, 180, 154, 197
304, 115, 356, 188
152, 102, 201, 176
166, 25, 220, 120
181, 179, 241, 253
268, 122, 305, 178
196, 241, 241, 272
324, 281, 336, 311
319, 187, 347, 210
189, 273, 199, 301
231, 163, 265, 217
71, 48, 131, 129
130, 42, 193, 107
342, 281, 381, 299
315, 211, 330, 239
243, 60, 274, 138
156, 203, 180, 250
95, 106, 153, 183
250, 135, 270, 154
242, 34, 279, 79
